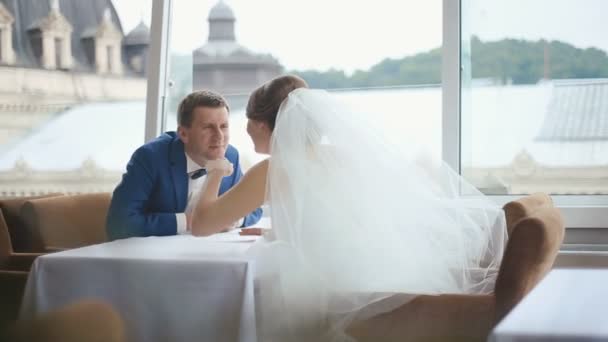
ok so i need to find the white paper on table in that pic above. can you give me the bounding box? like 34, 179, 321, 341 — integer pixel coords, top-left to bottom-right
254, 217, 271, 229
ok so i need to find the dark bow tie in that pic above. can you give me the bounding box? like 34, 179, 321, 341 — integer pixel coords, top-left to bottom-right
190, 168, 207, 180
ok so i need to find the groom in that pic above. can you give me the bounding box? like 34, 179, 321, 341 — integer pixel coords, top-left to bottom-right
106, 90, 262, 240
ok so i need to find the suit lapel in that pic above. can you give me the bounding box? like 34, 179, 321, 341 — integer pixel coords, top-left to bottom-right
169, 136, 188, 211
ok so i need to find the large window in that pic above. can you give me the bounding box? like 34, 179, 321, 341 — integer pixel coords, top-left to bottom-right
163, 0, 443, 171
438, 0, 608, 230
459, 0, 608, 197
0, 0, 151, 197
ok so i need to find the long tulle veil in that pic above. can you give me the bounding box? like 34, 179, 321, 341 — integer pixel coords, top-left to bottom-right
250, 88, 507, 341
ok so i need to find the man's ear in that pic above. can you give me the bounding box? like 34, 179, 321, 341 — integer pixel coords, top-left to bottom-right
177, 126, 188, 143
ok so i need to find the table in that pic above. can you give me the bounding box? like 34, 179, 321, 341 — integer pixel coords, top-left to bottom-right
490, 268, 608, 341
20, 232, 261, 342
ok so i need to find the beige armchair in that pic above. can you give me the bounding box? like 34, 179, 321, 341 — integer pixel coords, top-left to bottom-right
21, 193, 112, 251
1, 193, 113, 332
348, 199, 564, 342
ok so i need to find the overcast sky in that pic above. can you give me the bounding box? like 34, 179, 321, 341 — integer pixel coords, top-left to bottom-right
113, 0, 608, 73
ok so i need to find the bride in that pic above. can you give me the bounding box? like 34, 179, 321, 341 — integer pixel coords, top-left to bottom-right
191, 75, 507, 341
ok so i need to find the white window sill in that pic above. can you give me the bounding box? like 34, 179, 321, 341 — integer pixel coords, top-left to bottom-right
490, 195, 608, 228
555, 249, 608, 268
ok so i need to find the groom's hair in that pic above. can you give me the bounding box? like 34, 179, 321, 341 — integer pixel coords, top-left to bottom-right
177, 90, 230, 127
246, 74, 308, 131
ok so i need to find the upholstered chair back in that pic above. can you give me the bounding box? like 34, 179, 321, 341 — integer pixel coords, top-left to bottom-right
0, 194, 63, 252
494, 206, 565, 323
21, 193, 111, 251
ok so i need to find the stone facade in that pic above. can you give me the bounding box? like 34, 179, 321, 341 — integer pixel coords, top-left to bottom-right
0, 158, 121, 197
0, 0, 150, 197
466, 156, 608, 195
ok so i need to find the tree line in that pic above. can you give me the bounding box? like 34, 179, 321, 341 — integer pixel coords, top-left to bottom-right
294, 36, 608, 88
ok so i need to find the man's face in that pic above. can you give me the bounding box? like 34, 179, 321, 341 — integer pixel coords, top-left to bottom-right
179, 106, 230, 161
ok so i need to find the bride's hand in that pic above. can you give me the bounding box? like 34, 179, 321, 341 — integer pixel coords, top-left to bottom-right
206, 158, 234, 177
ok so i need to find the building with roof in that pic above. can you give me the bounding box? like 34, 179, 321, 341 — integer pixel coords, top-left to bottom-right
0, 77, 605, 197
193, 0, 283, 97
466, 79, 608, 194
0, 0, 149, 145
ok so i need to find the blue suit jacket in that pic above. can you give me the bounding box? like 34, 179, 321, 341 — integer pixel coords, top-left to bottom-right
106, 132, 262, 240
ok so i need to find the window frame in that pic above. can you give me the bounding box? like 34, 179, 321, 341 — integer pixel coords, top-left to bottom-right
145, 0, 172, 142
146, 0, 607, 230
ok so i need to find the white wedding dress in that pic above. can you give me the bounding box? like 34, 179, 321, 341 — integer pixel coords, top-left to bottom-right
249, 88, 507, 341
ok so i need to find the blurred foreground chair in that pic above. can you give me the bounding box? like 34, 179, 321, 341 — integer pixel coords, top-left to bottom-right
502, 192, 553, 235
347, 204, 565, 342
21, 193, 111, 251
2, 300, 126, 342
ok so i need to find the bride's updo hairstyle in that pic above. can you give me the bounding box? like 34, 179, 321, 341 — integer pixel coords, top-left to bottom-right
246, 74, 308, 131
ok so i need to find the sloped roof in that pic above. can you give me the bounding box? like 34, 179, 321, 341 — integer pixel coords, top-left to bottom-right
0, 101, 261, 172
536, 78, 608, 141
0, 101, 145, 171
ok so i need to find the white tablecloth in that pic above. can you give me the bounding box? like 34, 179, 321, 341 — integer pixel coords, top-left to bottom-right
20, 232, 261, 342
490, 268, 608, 341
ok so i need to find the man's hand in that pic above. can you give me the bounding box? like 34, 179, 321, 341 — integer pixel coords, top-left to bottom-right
219, 221, 240, 233
206, 158, 233, 177
239, 228, 264, 236
185, 212, 192, 231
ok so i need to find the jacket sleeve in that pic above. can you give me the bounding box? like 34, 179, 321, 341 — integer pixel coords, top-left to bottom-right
106, 150, 177, 240
230, 151, 263, 227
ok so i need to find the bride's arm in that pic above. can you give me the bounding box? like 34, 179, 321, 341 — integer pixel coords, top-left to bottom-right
191, 159, 269, 237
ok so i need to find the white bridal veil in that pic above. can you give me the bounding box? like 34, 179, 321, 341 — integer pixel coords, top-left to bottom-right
250, 88, 507, 341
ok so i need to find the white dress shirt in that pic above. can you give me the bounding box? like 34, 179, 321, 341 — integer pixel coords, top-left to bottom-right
176, 153, 243, 234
